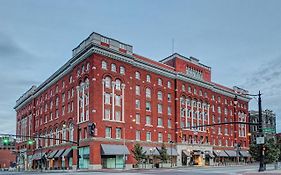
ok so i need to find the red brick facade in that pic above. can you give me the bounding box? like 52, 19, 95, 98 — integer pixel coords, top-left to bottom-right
15, 32, 250, 170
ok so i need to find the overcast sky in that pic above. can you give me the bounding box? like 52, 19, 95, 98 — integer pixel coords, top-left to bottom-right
0, 0, 280, 134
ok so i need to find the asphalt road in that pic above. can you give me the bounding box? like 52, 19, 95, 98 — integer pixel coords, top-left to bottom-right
0, 164, 280, 175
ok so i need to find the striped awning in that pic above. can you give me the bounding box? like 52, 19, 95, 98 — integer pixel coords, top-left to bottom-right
240, 151, 251, 157
156, 147, 178, 156
54, 149, 65, 158
142, 146, 160, 156
224, 150, 238, 157
213, 150, 228, 157
48, 150, 58, 159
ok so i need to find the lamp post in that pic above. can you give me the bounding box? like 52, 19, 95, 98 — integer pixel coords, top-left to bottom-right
233, 96, 239, 165
170, 141, 173, 167
62, 123, 80, 170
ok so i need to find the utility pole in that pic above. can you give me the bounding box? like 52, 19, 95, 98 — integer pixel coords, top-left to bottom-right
258, 91, 265, 172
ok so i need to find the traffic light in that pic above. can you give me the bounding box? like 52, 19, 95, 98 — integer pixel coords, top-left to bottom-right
2, 137, 10, 145
27, 139, 34, 145
88, 122, 96, 136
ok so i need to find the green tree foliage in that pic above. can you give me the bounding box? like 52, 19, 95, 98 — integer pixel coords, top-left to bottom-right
249, 138, 280, 163
132, 143, 146, 166
159, 143, 169, 163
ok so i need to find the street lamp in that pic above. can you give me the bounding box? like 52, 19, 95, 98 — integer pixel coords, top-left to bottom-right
62, 123, 80, 170
170, 141, 173, 167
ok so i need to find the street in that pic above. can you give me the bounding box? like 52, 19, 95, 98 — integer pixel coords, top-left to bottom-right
1, 164, 281, 175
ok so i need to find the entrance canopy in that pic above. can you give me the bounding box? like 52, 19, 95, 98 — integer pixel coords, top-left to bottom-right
142, 146, 160, 156
239, 151, 251, 157
101, 144, 130, 155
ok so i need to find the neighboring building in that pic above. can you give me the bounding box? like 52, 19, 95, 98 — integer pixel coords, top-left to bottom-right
249, 109, 276, 144
14, 32, 251, 170
0, 136, 16, 170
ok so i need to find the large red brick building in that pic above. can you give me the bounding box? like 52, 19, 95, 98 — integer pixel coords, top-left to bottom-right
14, 32, 251, 170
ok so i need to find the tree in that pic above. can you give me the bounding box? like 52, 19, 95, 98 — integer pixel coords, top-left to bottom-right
132, 143, 146, 167
249, 138, 280, 164
158, 143, 168, 163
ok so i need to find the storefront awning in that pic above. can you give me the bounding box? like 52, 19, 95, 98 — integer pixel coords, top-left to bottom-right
156, 147, 178, 156
142, 146, 160, 156
239, 151, 251, 157
205, 152, 215, 158
224, 150, 238, 157
62, 148, 73, 158
32, 151, 47, 160
101, 144, 130, 155
182, 150, 191, 157
54, 149, 65, 158
48, 150, 58, 159
213, 150, 228, 157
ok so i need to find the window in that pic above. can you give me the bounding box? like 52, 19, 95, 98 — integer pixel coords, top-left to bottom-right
146, 116, 151, 125
69, 75, 73, 83
105, 127, 112, 138
62, 127, 66, 143
146, 101, 151, 111
116, 128, 122, 139
105, 77, 111, 88
182, 85, 185, 91
168, 106, 171, 115
136, 99, 140, 109
194, 88, 197, 95
120, 66, 125, 75
55, 97, 59, 107
158, 78, 162, 86
105, 109, 111, 120
168, 133, 171, 142
218, 106, 221, 113
136, 114, 140, 124
157, 104, 162, 113
146, 75, 151, 82
56, 128, 59, 145
115, 95, 121, 106
157, 91, 163, 100
167, 94, 171, 102
115, 111, 121, 121
86, 63, 90, 71
49, 130, 53, 146
105, 93, 111, 104
199, 90, 202, 96
188, 86, 191, 93
146, 88, 151, 98
111, 64, 116, 72
218, 96, 221, 102
168, 119, 171, 128
69, 124, 74, 141
167, 81, 171, 88
136, 85, 140, 96
55, 109, 59, 118
158, 133, 163, 142
157, 118, 163, 127
146, 132, 151, 141
136, 130, 140, 141
135, 71, 140, 80
115, 79, 121, 90
102, 61, 107, 70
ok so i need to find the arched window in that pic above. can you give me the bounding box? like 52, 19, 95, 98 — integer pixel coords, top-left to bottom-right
111, 64, 116, 72
105, 77, 111, 89
55, 128, 59, 145
157, 91, 163, 100
158, 78, 162, 86
146, 88, 151, 98
146, 75, 151, 82
86, 63, 90, 71
120, 66, 125, 75
69, 123, 74, 142
102, 61, 107, 69
49, 129, 53, 146
115, 79, 121, 90
135, 71, 140, 80
62, 126, 66, 143
167, 81, 171, 88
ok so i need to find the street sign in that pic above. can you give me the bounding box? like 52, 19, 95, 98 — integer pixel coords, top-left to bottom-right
72, 146, 78, 150
256, 137, 265, 144
263, 128, 275, 133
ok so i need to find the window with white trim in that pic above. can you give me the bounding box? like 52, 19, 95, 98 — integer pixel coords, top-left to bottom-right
167, 81, 171, 88
136, 85, 140, 96
111, 64, 116, 72
157, 104, 162, 114
157, 91, 163, 100
115, 95, 121, 106
146, 132, 151, 141
116, 128, 122, 139
115, 79, 121, 90
157, 117, 163, 127
105, 127, 112, 138
158, 78, 162, 86
146, 75, 151, 82
102, 61, 107, 70
136, 130, 140, 141
146, 101, 151, 111
105, 93, 111, 104
105, 109, 111, 120
120, 66, 125, 75
135, 71, 140, 80
146, 116, 151, 125
158, 132, 163, 142
136, 99, 140, 109
146, 88, 151, 98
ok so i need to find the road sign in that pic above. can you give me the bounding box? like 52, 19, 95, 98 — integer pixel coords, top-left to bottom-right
263, 128, 274, 133
256, 137, 265, 144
